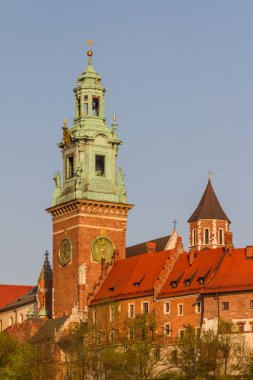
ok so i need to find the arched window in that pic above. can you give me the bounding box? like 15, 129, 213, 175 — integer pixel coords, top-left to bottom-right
192, 229, 196, 246
8, 317, 13, 326
19, 314, 23, 323
219, 228, 223, 244
204, 229, 209, 245
0, 320, 2, 332
92, 96, 99, 116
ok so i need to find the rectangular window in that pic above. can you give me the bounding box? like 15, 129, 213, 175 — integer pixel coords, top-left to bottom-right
66, 156, 74, 179
109, 330, 115, 343
128, 303, 135, 318
178, 304, 183, 316
164, 302, 170, 314
128, 329, 134, 340
250, 300, 253, 309
164, 324, 170, 335
95, 155, 105, 177
142, 302, 149, 314
237, 323, 244, 332
110, 306, 115, 322
221, 301, 229, 310
196, 301, 202, 314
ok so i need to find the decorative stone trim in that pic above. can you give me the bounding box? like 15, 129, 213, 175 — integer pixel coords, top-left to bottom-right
47, 199, 133, 219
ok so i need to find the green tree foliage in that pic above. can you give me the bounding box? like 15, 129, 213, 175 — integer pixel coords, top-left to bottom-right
0, 335, 56, 380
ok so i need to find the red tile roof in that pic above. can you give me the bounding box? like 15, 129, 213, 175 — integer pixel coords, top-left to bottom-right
90, 251, 172, 304
0, 285, 34, 307
203, 248, 253, 293
157, 248, 225, 298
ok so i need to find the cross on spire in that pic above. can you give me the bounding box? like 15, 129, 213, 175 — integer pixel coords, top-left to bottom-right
208, 169, 213, 181
172, 219, 178, 230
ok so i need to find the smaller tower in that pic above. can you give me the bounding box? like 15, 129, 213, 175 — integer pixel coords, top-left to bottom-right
37, 251, 53, 318
188, 179, 231, 251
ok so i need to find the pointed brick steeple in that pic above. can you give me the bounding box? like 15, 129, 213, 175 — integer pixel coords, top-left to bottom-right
188, 179, 230, 223
188, 180, 231, 251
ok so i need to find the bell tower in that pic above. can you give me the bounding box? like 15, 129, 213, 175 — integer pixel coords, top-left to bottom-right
47, 43, 133, 319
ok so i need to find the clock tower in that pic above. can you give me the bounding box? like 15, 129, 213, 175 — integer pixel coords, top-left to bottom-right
47, 44, 132, 319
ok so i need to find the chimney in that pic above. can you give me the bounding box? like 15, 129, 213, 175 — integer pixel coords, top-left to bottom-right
224, 231, 234, 250
146, 242, 156, 253
188, 250, 197, 266
246, 246, 253, 258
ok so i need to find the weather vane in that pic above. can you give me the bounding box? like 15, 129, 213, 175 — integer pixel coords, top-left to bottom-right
86, 40, 93, 58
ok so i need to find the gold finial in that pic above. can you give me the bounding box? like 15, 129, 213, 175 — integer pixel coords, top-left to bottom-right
63, 118, 67, 126
86, 39, 93, 57
113, 114, 116, 122
208, 170, 213, 180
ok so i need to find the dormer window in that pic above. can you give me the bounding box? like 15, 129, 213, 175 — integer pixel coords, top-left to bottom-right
95, 155, 105, 177
185, 279, 190, 286
171, 281, 177, 288
198, 277, 204, 285
133, 275, 145, 287
92, 96, 99, 116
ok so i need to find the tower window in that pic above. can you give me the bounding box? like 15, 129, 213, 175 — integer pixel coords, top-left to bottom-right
95, 155, 105, 176
83, 96, 88, 116
192, 229, 196, 246
92, 96, 99, 116
204, 228, 209, 244
66, 156, 74, 179
219, 228, 223, 244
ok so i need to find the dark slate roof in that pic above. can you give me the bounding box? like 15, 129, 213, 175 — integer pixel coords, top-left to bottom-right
126, 235, 170, 258
188, 180, 230, 223
0, 286, 37, 312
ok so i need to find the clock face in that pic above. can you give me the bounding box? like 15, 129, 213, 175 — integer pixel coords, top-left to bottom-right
59, 238, 72, 266
92, 237, 114, 263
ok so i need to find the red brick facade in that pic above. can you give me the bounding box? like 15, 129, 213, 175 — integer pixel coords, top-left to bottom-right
47, 200, 132, 318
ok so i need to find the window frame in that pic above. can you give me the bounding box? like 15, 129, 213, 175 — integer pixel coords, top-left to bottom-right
164, 323, 171, 336
221, 301, 229, 311
128, 303, 135, 318
204, 228, 210, 245
164, 302, 170, 314
142, 301, 149, 315
195, 301, 202, 314
66, 155, 74, 179
178, 303, 183, 316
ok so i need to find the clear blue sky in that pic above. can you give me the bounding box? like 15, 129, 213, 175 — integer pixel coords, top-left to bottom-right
1, 1, 253, 284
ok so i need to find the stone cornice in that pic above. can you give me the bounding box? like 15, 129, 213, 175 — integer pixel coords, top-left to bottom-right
46, 199, 133, 219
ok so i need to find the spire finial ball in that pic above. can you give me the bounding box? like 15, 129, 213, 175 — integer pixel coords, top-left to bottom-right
87, 50, 93, 57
